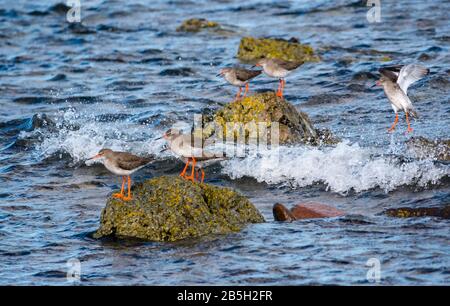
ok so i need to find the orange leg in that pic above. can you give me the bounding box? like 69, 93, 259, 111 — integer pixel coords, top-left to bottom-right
123, 176, 132, 201
235, 87, 242, 100
387, 113, 399, 133
242, 83, 249, 98
180, 158, 190, 177
405, 112, 413, 133
200, 169, 205, 183
276, 79, 282, 97
113, 176, 125, 199
278, 79, 286, 98
183, 157, 197, 182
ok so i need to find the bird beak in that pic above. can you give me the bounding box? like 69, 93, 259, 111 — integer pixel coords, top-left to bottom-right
371, 81, 380, 88
87, 154, 101, 161
216, 73, 222, 77
160, 145, 169, 153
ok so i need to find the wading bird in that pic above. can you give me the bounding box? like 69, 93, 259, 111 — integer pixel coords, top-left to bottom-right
376, 64, 429, 133
87, 149, 154, 201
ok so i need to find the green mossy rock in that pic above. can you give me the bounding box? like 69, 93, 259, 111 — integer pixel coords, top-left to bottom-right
237, 37, 319, 63
384, 205, 450, 219
93, 176, 265, 241
176, 18, 220, 32
207, 92, 338, 145
406, 136, 450, 161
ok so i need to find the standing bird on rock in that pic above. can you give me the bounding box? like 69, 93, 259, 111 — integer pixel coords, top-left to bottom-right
218, 67, 262, 100
161, 128, 225, 183
254, 58, 303, 98
87, 149, 154, 201
376, 64, 430, 133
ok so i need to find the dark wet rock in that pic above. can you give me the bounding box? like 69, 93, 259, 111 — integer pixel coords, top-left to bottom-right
207, 92, 339, 145
417, 53, 432, 61
273, 203, 345, 222
384, 205, 450, 219
237, 37, 319, 63
93, 176, 264, 241
406, 136, 450, 161
176, 18, 220, 32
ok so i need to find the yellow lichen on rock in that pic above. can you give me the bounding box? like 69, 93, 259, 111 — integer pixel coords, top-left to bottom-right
93, 176, 265, 242
237, 37, 319, 62
210, 92, 338, 145
176, 18, 220, 32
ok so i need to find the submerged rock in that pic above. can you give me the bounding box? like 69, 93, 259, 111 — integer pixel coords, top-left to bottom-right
237, 37, 319, 63
93, 176, 264, 241
273, 203, 345, 222
207, 92, 338, 145
176, 18, 220, 32
384, 205, 450, 219
406, 136, 450, 161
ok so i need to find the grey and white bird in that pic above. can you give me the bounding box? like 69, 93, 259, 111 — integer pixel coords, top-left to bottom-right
161, 128, 225, 183
218, 67, 262, 100
254, 58, 304, 98
87, 148, 154, 201
376, 64, 430, 133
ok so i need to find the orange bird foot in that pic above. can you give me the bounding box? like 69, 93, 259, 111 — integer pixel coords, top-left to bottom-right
387, 127, 396, 133
182, 174, 196, 183
113, 193, 124, 199
122, 196, 132, 201
406, 127, 413, 133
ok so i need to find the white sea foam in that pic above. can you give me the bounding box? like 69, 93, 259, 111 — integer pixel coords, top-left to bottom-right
28, 107, 167, 164
25, 107, 448, 194
221, 141, 449, 194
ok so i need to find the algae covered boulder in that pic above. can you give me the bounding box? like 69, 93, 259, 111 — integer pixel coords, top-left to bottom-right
406, 136, 450, 161
384, 205, 450, 219
93, 176, 264, 241
207, 92, 338, 145
237, 37, 319, 63
177, 18, 220, 32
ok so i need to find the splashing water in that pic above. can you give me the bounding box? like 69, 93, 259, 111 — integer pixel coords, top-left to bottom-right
222, 141, 449, 194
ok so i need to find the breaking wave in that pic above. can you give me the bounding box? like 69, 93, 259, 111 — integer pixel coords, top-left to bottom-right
221, 141, 449, 194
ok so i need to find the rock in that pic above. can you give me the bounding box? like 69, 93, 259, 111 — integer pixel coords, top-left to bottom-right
384, 205, 450, 219
93, 176, 265, 241
273, 203, 345, 222
406, 136, 450, 161
176, 18, 220, 33
237, 37, 319, 63
207, 92, 339, 145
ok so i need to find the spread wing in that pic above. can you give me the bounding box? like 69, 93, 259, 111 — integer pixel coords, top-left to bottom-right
116, 152, 153, 170
235, 68, 261, 81
397, 64, 429, 94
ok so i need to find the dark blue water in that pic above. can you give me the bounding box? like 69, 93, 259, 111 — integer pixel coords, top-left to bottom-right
0, 0, 449, 285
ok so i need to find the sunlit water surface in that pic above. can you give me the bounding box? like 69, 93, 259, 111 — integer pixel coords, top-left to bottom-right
0, 0, 449, 285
